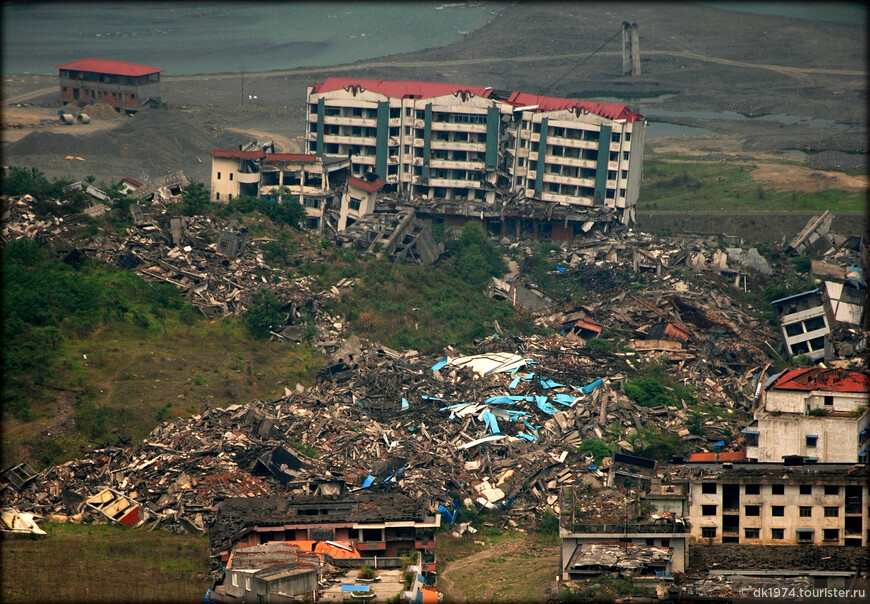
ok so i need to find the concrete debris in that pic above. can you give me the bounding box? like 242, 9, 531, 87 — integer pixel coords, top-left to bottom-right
334, 208, 442, 265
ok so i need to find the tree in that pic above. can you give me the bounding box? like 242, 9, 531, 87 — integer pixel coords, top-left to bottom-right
454, 221, 504, 287
243, 289, 284, 338
181, 180, 209, 216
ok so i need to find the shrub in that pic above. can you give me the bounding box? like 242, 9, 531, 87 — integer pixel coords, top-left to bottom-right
624, 377, 672, 408
538, 510, 559, 536
242, 289, 284, 338
790, 255, 811, 273
358, 564, 376, 580
577, 439, 613, 465
808, 408, 829, 417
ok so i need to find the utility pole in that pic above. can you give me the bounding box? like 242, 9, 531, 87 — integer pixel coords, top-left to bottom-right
241, 66, 245, 106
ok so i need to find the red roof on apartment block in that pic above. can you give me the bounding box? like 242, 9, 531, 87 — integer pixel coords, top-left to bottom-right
211, 150, 266, 160
311, 78, 642, 122
506, 91, 642, 122
348, 176, 385, 193
262, 153, 318, 163
771, 368, 869, 393
312, 77, 493, 100
57, 59, 163, 77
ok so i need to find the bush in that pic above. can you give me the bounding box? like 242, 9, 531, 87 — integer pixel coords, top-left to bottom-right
538, 510, 559, 536
358, 564, 376, 580
242, 289, 284, 338
222, 195, 305, 228
631, 427, 686, 462
624, 377, 672, 408
790, 255, 811, 273
577, 439, 613, 465
180, 180, 210, 216
453, 221, 505, 287
808, 408, 829, 417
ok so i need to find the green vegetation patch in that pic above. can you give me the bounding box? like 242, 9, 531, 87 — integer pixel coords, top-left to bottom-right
0, 522, 210, 603
639, 158, 865, 213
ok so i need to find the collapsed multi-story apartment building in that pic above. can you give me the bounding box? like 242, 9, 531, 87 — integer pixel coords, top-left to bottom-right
304, 78, 646, 240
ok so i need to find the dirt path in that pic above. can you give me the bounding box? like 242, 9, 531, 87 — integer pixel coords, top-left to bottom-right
438, 535, 560, 603
649, 140, 868, 193
439, 547, 493, 603
162, 49, 865, 84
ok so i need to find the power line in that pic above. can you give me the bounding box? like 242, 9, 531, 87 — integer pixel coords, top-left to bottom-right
542, 26, 624, 94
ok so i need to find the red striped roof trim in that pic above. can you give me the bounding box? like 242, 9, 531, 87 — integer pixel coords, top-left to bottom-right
57, 59, 163, 77
120, 177, 143, 187
211, 150, 266, 160
348, 177, 385, 192
506, 91, 642, 122
310, 78, 642, 122
312, 77, 493, 100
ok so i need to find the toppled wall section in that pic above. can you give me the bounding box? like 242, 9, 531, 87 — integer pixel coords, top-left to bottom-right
334, 209, 442, 264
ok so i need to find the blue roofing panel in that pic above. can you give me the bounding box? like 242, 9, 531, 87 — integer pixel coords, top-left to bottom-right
341, 585, 371, 592
770, 289, 819, 306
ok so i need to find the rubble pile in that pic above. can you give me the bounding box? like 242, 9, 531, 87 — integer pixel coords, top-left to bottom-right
2, 323, 768, 532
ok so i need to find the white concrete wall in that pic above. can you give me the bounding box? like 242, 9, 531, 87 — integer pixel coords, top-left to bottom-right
211, 157, 241, 203
756, 415, 860, 463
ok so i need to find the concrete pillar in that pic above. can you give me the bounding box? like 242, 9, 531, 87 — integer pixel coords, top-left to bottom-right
630, 23, 641, 77
622, 22, 632, 75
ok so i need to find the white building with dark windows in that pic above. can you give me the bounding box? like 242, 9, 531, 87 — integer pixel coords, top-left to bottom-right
744, 367, 870, 464
305, 78, 646, 239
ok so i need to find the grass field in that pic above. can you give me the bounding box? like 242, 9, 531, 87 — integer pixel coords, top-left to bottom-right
638, 156, 866, 213
2, 316, 324, 469
436, 530, 561, 603
0, 522, 210, 603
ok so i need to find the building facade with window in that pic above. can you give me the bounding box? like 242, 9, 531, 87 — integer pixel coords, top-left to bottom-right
57, 58, 162, 112
683, 463, 868, 547
210, 149, 351, 231
213, 491, 440, 580
305, 78, 645, 232
745, 367, 870, 464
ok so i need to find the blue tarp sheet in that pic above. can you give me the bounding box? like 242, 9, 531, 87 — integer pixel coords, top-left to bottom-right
431, 357, 449, 371
579, 378, 604, 394
539, 377, 564, 389
536, 396, 556, 415
361, 475, 376, 489
552, 393, 578, 406
480, 411, 501, 435
341, 585, 371, 592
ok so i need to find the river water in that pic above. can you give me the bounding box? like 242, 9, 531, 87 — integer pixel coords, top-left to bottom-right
1, 1, 505, 76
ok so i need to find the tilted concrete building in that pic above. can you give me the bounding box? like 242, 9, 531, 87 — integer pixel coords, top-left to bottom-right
305, 78, 646, 239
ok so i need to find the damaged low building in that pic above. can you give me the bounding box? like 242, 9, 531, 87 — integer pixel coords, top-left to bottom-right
559, 485, 689, 577
745, 367, 870, 464
677, 462, 869, 547
210, 149, 351, 231
210, 490, 440, 579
